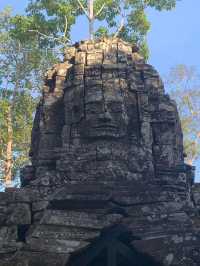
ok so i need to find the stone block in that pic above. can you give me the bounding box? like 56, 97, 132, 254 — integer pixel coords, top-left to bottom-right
42, 210, 122, 229
26, 237, 87, 253
75, 51, 86, 64
30, 224, 99, 241
32, 201, 49, 212
153, 145, 175, 168
7, 204, 31, 225
6, 251, 70, 266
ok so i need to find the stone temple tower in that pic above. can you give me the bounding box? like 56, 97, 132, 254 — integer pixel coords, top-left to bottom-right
0, 38, 200, 266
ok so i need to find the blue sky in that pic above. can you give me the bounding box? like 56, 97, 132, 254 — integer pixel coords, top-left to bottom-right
0, 0, 200, 181
1, 0, 199, 75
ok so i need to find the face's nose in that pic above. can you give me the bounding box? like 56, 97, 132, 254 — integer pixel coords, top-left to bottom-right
98, 109, 112, 123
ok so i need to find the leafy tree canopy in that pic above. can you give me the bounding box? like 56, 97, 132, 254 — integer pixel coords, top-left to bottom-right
10, 0, 181, 59
0, 7, 58, 188
166, 64, 200, 166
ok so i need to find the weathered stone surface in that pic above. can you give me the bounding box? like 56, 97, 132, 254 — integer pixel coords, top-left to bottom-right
0, 37, 200, 266
30, 224, 100, 241
1, 251, 69, 266
6, 203, 31, 225
41, 210, 123, 229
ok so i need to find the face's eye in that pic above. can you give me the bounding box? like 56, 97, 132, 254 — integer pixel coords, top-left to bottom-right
107, 102, 123, 113
85, 102, 103, 114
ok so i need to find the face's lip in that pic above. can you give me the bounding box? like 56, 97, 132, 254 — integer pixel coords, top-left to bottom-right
93, 124, 118, 130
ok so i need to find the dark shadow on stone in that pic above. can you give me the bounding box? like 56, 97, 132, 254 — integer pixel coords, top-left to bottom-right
45, 72, 56, 93
17, 225, 30, 242
67, 225, 163, 266
49, 199, 106, 210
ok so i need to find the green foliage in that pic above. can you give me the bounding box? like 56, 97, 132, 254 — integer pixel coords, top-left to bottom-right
11, 0, 181, 59
94, 26, 109, 38
0, 8, 58, 186
0, 92, 37, 177
11, 0, 82, 47
139, 41, 149, 61
166, 65, 200, 165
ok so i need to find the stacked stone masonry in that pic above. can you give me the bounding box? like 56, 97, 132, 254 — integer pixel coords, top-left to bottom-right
0, 38, 200, 266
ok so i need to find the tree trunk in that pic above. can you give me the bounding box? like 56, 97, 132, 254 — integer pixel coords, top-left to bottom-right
89, 18, 94, 40
186, 159, 193, 166
88, 0, 94, 39
4, 105, 13, 187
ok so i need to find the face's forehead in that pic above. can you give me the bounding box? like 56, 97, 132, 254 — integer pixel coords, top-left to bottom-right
64, 62, 140, 117
85, 85, 103, 104
103, 86, 124, 103
65, 85, 129, 104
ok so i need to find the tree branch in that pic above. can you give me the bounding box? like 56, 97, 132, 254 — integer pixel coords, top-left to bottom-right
143, 0, 151, 9
185, 95, 195, 116
186, 135, 200, 165
28, 29, 51, 40
28, 30, 70, 46
95, 3, 106, 18
77, 0, 89, 19
114, 0, 126, 38
114, 18, 125, 38
63, 16, 68, 39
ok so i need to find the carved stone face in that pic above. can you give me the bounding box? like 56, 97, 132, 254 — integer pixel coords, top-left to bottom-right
81, 85, 129, 139
64, 79, 131, 141
82, 99, 128, 139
